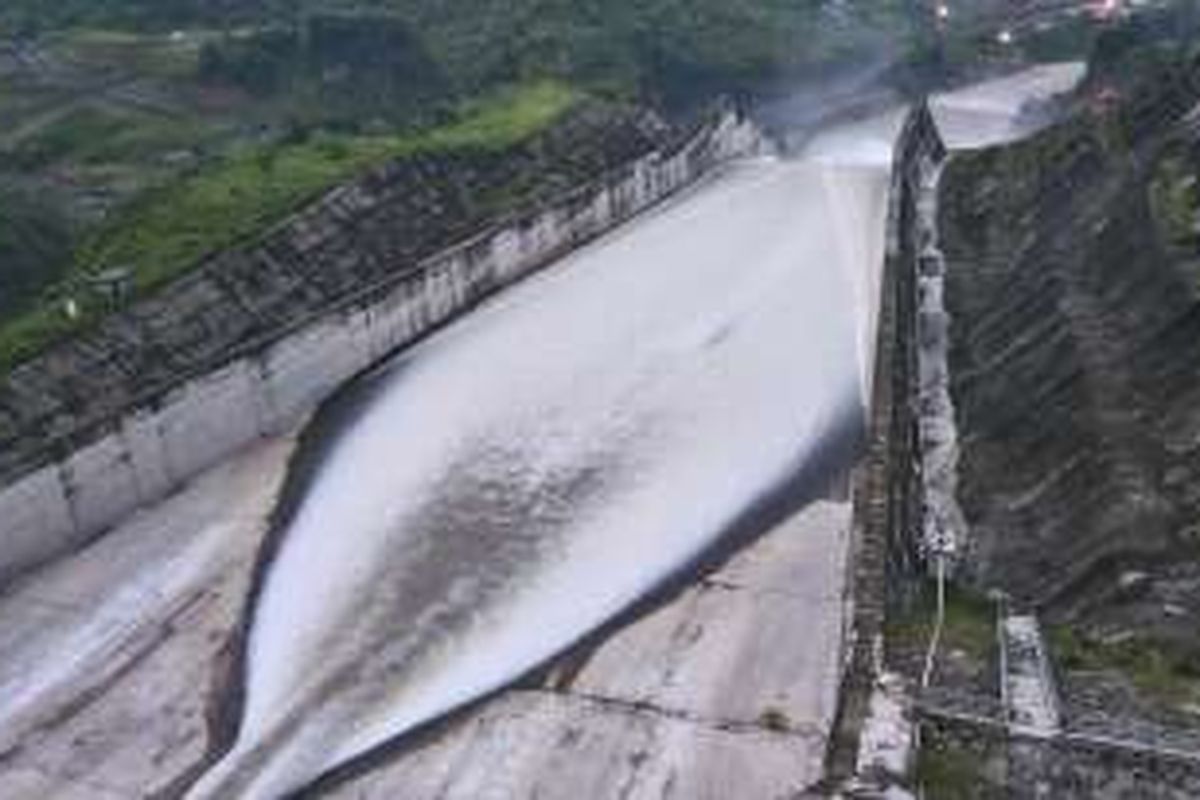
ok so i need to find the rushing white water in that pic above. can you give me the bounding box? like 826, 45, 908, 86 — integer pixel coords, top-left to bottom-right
188, 66, 1085, 800
188, 155, 890, 799
931, 62, 1086, 149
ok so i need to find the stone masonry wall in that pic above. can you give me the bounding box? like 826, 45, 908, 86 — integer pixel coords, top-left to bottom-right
823, 102, 946, 790
0, 107, 762, 583
922, 713, 1200, 800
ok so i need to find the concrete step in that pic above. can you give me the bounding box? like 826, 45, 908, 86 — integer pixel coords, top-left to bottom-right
1002, 614, 1062, 736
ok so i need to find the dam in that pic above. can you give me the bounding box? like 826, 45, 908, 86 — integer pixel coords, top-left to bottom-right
186, 142, 887, 799
0, 66, 1082, 799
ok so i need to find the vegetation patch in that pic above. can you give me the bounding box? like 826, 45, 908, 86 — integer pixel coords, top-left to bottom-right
49, 27, 209, 80
886, 580, 997, 680
915, 736, 982, 799
0, 188, 73, 318
196, 14, 449, 122
6, 106, 147, 169
1049, 626, 1200, 710
915, 725, 1004, 800
4, 1, 916, 104
1150, 147, 1199, 250
0, 81, 576, 372
75, 80, 574, 288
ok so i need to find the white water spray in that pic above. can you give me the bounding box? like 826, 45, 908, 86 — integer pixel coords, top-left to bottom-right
931, 62, 1086, 149
186, 152, 883, 799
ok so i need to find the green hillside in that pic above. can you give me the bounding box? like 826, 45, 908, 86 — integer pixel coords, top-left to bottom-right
2, 1, 911, 101
0, 1, 920, 370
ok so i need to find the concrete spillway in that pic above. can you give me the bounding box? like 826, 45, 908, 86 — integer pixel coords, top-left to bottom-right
189, 156, 892, 798
187, 66, 1085, 800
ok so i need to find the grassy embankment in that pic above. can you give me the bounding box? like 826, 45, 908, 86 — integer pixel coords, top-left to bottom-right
0, 80, 575, 372
888, 583, 999, 799
1049, 626, 1200, 711
885, 581, 996, 682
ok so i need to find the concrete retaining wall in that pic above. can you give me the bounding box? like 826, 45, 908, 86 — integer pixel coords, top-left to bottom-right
0, 110, 762, 584
823, 102, 947, 789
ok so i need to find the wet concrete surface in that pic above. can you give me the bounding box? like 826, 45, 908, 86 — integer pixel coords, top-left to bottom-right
0, 434, 851, 799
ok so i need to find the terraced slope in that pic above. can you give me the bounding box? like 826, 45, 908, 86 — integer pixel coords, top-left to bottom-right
939, 62, 1200, 651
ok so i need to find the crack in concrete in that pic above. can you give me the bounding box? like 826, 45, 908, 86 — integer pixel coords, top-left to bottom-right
698, 575, 844, 604
547, 688, 828, 744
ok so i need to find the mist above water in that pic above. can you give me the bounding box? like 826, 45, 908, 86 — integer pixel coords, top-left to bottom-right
930, 62, 1087, 148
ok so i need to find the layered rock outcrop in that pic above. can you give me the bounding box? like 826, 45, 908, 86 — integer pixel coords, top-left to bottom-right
938, 63, 1200, 631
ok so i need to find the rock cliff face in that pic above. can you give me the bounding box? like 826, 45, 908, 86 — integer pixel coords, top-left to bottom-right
938, 64, 1200, 635
0, 103, 664, 486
